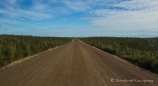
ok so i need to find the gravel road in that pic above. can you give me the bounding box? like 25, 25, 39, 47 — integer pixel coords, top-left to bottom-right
0, 39, 158, 86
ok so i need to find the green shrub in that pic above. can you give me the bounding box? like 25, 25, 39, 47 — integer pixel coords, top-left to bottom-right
152, 60, 158, 72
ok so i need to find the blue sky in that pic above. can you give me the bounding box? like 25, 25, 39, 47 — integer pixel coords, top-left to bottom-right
0, 0, 158, 37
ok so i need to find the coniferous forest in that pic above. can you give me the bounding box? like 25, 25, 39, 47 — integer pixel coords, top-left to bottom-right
0, 35, 72, 68
80, 37, 158, 73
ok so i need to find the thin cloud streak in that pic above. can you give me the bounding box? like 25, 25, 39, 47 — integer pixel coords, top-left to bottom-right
0, 0, 54, 20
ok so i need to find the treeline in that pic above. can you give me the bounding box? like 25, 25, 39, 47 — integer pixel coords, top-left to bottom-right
80, 37, 158, 73
0, 35, 72, 68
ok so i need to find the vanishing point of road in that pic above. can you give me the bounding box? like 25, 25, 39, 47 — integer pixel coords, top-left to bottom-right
0, 39, 158, 86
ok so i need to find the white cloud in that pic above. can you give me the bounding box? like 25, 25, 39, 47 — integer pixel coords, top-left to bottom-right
19, 10, 52, 20
114, 0, 158, 11
89, 0, 158, 32
34, 3, 47, 10
6, 0, 17, 6
62, 1, 90, 11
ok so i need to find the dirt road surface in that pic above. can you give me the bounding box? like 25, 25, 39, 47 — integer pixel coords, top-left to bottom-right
0, 39, 158, 86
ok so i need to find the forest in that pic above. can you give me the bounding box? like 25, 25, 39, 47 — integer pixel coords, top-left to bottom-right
0, 35, 72, 68
80, 37, 158, 73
